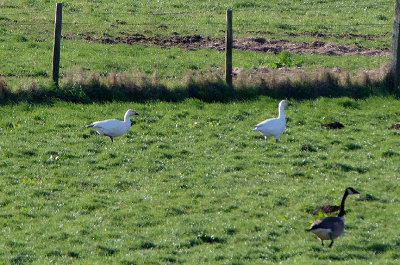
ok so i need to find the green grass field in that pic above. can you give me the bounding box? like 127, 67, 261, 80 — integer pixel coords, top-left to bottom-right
0, 0, 394, 90
1, 2, 399, 263
0, 97, 400, 264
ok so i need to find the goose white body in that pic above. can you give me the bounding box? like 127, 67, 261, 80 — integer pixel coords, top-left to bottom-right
87, 109, 139, 142
90, 119, 131, 137
253, 100, 290, 142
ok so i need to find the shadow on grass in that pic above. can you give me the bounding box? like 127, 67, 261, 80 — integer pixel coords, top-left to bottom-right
310, 242, 394, 261
344, 242, 393, 253
1, 65, 399, 104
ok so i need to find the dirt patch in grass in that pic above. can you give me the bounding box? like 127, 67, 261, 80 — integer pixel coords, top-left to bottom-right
323, 121, 345, 129
63, 32, 390, 57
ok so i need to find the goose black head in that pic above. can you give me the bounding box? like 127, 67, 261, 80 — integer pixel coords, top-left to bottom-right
345, 187, 360, 195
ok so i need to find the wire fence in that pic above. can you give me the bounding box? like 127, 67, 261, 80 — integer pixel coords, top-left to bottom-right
0, 2, 395, 84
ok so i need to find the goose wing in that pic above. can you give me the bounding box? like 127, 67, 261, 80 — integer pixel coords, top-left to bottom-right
88, 119, 128, 137
308, 217, 342, 230
254, 117, 285, 135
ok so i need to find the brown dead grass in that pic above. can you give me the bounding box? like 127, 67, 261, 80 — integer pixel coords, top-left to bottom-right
60, 66, 172, 102
234, 63, 389, 90
234, 63, 392, 98
0, 64, 395, 103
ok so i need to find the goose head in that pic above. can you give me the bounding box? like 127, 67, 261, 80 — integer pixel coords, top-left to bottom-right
345, 187, 360, 196
124, 109, 139, 123
126, 109, 139, 116
279, 100, 291, 108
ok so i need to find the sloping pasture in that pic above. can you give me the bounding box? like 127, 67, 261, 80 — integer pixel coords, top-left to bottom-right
0, 97, 399, 264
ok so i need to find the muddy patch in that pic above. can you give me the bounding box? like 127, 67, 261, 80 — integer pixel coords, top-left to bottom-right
389, 123, 400, 129
323, 121, 345, 129
63, 33, 390, 57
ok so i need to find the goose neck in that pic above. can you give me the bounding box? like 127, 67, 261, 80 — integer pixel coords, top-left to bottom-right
278, 105, 286, 119
124, 112, 132, 124
338, 191, 349, 217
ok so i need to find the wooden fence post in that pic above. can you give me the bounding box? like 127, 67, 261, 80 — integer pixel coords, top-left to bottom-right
391, 0, 400, 88
52, 3, 63, 87
226, 9, 233, 88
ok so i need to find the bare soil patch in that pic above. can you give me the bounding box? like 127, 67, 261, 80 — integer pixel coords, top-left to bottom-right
389, 123, 400, 129
323, 121, 345, 129
65, 32, 390, 57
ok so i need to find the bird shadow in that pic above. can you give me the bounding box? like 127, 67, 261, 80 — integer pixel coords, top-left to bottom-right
341, 242, 393, 254
309, 242, 394, 261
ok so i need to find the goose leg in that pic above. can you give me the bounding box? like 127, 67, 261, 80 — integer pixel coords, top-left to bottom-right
264, 136, 268, 141
328, 240, 334, 248
328, 233, 334, 248
109, 136, 113, 142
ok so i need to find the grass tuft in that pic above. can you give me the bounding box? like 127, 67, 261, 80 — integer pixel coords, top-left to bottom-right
358, 193, 380, 201
300, 144, 318, 152
382, 150, 400, 157
140, 241, 157, 249
197, 233, 226, 244
345, 143, 363, 150
97, 245, 119, 256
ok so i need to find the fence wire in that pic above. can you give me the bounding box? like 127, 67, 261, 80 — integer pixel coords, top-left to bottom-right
0, 21, 393, 30
0, 2, 394, 80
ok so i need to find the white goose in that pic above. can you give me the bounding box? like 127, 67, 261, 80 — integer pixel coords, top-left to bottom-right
253, 100, 291, 142
86, 109, 139, 142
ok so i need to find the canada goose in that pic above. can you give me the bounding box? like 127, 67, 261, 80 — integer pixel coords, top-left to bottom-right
306, 187, 359, 247
86, 109, 139, 142
253, 100, 291, 142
